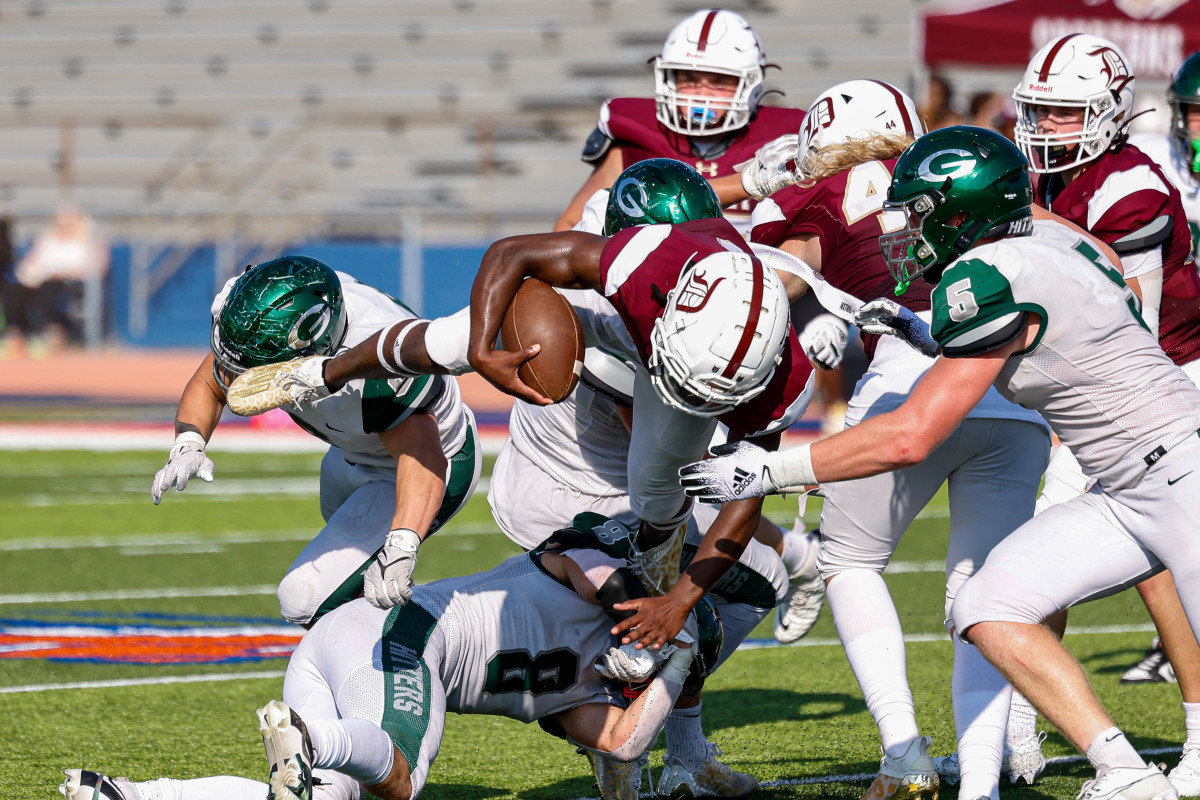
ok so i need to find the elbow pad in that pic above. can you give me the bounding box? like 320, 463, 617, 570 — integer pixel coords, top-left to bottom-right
596, 567, 649, 624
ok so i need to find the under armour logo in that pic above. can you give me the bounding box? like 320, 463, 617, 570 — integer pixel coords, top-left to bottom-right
695, 161, 718, 178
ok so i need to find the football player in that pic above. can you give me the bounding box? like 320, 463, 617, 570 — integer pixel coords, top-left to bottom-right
60, 515, 752, 800
1008, 34, 1200, 791
151, 256, 480, 626
555, 8, 805, 235
679, 126, 1200, 800
747, 80, 1052, 800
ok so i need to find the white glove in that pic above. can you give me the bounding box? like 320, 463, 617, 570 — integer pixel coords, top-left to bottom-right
274, 355, 333, 407
678, 440, 775, 503
738, 134, 800, 200
594, 641, 677, 682
151, 431, 214, 505
363, 528, 421, 609
799, 314, 849, 370
854, 299, 940, 358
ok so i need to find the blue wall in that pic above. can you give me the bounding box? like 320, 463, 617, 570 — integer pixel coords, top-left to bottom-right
108, 240, 490, 348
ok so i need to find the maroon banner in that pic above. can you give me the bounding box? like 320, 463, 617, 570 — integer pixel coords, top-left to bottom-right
923, 0, 1200, 78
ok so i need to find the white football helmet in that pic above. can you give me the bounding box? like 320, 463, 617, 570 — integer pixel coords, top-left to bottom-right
654, 9, 766, 136
798, 79, 924, 153
1013, 33, 1136, 173
649, 251, 790, 417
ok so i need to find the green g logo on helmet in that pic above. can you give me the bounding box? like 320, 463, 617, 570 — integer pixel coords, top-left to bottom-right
880, 126, 1033, 294
211, 255, 347, 388
603, 158, 722, 236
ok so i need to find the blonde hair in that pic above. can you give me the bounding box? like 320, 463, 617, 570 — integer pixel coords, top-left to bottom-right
798, 133, 916, 184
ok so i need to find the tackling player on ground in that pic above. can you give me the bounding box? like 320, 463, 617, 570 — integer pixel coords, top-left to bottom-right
679, 125, 1200, 800
152, 256, 480, 626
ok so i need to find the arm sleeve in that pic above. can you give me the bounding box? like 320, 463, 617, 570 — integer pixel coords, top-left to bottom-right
1134, 266, 1163, 338
423, 307, 472, 374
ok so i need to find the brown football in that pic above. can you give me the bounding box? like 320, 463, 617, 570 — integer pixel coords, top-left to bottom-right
499, 278, 584, 403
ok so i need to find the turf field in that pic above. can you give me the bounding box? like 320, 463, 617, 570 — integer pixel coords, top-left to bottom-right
0, 448, 1185, 800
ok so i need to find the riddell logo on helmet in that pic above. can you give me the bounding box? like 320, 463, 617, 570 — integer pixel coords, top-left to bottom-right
1027, 83, 1054, 92
676, 269, 726, 313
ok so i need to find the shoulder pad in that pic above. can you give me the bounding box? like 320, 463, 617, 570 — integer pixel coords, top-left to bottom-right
582, 126, 613, 164
1110, 214, 1174, 255
533, 512, 637, 561
580, 348, 636, 406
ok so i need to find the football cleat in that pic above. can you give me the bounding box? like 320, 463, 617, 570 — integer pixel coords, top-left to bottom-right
657, 741, 758, 798
861, 736, 939, 800
1169, 746, 1200, 797
774, 530, 825, 644
1121, 639, 1177, 684
934, 730, 1047, 786
60, 769, 138, 800
584, 749, 649, 800
1076, 763, 1177, 800
258, 700, 315, 800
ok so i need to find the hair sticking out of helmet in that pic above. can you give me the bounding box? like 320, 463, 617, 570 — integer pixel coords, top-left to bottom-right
210, 255, 347, 388
1168, 50, 1200, 174
1012, 33, 1136, 174
796, 80, 924, 182
648, 251, 791, 416
880, 126, 1033, 294
654, 9, 767, 136
603, 158, 723, 236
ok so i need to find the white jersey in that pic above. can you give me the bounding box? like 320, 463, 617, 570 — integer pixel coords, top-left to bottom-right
400, 553, 623, 721
931, 220, 1200, 490
213, 272, 469, 468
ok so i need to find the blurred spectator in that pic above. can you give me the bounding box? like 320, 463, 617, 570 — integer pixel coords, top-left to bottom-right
920, 74, 964, 131
13, 204, 109, 356
969, 90, 1018, 139
0, 216, 23, 357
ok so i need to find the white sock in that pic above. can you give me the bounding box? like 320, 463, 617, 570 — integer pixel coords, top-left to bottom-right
130, 776, 267, 800
780, 529, 815, 579
1184, 702, 1200, 750
1005, 689, 1039, 746
665, 703, 710, 772
829, 569, 919, 758
952, 638, 1010, 800
1085, 728, 1146, 773
307, 716, 395, 785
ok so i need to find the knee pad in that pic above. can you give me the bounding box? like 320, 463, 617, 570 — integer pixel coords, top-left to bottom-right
278, 570, 319, 626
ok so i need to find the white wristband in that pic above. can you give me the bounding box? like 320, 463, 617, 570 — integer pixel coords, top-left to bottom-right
173, 431, 207, 451
387, 528, 421, 552
658, 646, 694, 685
763, 443, 816, 494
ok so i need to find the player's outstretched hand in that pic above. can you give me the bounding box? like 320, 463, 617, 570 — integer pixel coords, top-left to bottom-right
151, 432, 215, 505
799, 314, 849, 370
738, 134, 800, 201
610, 592, 694, 651
470, 345, 553, 406
678, 441, 775, 503
364, 528, 421, 609
854, 299, 940, 357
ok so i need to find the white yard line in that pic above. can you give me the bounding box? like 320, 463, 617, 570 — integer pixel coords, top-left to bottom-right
0, 670, 285, 694
0, 584, 278, 605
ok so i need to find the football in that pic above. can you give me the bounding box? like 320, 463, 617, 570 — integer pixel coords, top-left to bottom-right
499, 278, 584, 403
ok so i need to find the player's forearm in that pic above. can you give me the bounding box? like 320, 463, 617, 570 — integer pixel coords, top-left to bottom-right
676, 498, 761, 597
708, 173, 750, 207
174, 359, 226, 441
603, 665, 687, 761
380, 414, 448, 539
468, 238, 530, 364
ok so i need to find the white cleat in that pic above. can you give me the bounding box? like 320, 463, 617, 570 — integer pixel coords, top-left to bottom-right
257, 700, 315, 800
60, 770, 137, 800
861, 735, 939, 800
586, 750, 648, 800
933, 730, 1047, 786
657, 741, 758, 798
1170, 746, 1200, 797
1121, 639, 1177, 685
774, 531, 825, 644
1077, 763, 1177, 800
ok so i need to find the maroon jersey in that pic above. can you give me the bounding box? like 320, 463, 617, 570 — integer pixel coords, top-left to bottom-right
585, 97, 806, 231
1035, 143, 1200, 366
597, 217, 813, 438
749, 157, 935, 359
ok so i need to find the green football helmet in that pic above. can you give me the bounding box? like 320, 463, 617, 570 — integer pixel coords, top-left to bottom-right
880, 126, 1033, 294
210, 255, 347, 388
1168, 51, 1200, 174
603, 158, 722, 236
682, 596, 724, 696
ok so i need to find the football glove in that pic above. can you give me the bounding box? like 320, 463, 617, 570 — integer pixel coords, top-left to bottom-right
364, 528, 421, 609
798, 314, 849, 370
678, 441, 775, 503
738, 134, 800, 201
595, 641, 678, 682
854, 299, 940, 358
151, 432, 214, 505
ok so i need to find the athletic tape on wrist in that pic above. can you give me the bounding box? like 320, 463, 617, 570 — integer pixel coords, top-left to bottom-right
658, 647, 693, 684
764, 443, 816, 494
387, 528, 421, 551
173, 431, 206, 451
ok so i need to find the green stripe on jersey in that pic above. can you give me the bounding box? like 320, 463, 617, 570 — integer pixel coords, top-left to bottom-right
361, 375, 434, 433
380, 602, 439, 773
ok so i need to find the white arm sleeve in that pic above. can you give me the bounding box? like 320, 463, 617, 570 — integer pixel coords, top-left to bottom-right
748, 243, 860, 323
1118, 244, 1164, 281
423, 307, 472, 374
574, 189, 610, 235
1133, 266, 1163, 339
603, 665, 687, 761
